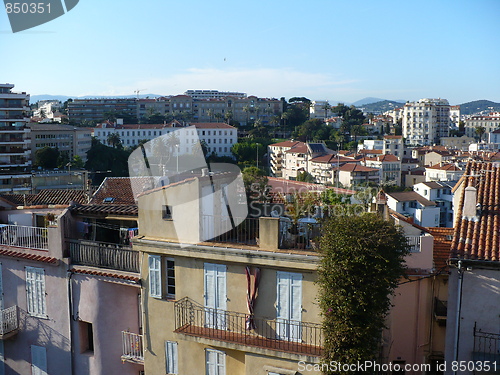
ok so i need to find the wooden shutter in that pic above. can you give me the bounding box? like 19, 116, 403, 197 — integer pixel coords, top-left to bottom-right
204, 263, 226, 329
165, 341, 178, 374
148, 255, 161, 298
206, 349, 225, 375
26, 267, 46, 318
276, 271, 302, 341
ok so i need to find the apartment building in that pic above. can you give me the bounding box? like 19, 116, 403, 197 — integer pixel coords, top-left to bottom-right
413, 181, 455, 227
403, 98, 451, 146
464, 112, 500, 138
30, 123, 93, 162
68, 98, 137, 124
309, 100, 330, 119
383, 135, 405, 157
94, 121, 237, 157
185, 90, 247, 100
440, 135, 475, 151
425, 164, 464, 182
268, 140, 306, 177
336, 163, 380, 187
0, 83, 32, 193
384, 191, 440, 227
362, 154, 402, 185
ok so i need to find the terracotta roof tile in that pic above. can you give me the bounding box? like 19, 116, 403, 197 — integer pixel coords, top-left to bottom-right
451, 161, 500, 262
32, 189, 88, 205
70, 267, 140, 282
90, 177, 137, 205
385, 191, 436, 206
427, 227, 453, 271
0, 245, 57, 264
70, 204, 138, 216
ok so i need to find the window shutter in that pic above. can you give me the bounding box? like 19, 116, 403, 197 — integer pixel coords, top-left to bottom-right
206, 349, 225, 375
215, 264, 227, 312
0, 263, 3, 310
31, 345, 47, 375
204, 263, 216, 309
26, 267, 46, 318
165, 341, 178, 374
148, 255, 161, 298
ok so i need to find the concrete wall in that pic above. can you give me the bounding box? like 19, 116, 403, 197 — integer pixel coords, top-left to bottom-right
1, 257, 71, 375
445, 267, 500, 374
70, 274, 143, 375
140, 244, 321, 374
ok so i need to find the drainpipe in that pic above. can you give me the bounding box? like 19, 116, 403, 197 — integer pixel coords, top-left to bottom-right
453, 260, 464, 375
67, 270, 75, 375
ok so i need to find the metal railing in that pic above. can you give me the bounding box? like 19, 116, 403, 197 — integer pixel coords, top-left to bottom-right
406, 235, 421, 253
68, 239, 139, 273
201, 215, 259, 246
279, 221, 322, 250
0, 306, 19, 336
0, 225, 48, 250
121, 331, 144, 363
174, 297, 323, 356
473, 323, 500, 362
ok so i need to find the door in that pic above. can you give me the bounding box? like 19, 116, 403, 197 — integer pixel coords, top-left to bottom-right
276, 271, 302, 342
204, 263, 227, 330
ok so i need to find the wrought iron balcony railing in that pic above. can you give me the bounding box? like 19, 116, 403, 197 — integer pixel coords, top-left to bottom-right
121, 331, 143, 363
68, 239, 139, 273
174, 297, 323, 356
0, 306, 19, 339
473, 323, 500, 362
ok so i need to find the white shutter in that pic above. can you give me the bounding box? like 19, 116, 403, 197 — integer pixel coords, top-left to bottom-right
206, 349, 225, 375
165, 341, 178, 374
31, 345, 47, 375
276, 271, 302, 341
148, 255, 161, 298
204, 263, 226, 329
26, 267, 46, 318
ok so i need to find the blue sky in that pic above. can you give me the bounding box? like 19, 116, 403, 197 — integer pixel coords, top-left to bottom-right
1, 0, 499, 104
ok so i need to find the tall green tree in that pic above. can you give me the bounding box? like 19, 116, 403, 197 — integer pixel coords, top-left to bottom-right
34, 147, 60, 169
475, 126, 486, 141
318, 213, 409, 373
107, 132, 122, 148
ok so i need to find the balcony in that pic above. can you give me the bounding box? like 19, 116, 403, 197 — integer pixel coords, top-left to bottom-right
121, 331, 144, 364
434, 298, 447, 326
406, 235, 421, 253
0, 306, 19, 339
0, 225, 48, 250
202, 216, 259, 246
68, 240, 139, 273
174, 297, 323, 357
473, 324, 500, 363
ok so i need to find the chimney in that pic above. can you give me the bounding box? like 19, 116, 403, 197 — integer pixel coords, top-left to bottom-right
462, 186, 478, 219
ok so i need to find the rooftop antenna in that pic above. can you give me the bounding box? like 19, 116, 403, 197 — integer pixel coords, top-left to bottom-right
134, 89, 147, 100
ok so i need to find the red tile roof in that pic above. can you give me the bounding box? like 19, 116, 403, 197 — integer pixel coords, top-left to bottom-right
32, 189, 88, 205
337, 163, 379, 172
451, 161, 500, 262
427, 227, 453, 271
284, 144, 308, 154
384, 135, 403, 139
90, 177, 137, 205
0, 246, 58, 264
269, 140, 305, 148
70, 267, 140, 282
364, 154, 400, 162
267, 177, 355, 196
385, 191, 436, 206
309, 154, 353, 164
426, 164, 462, 171
70, 204, 138, 217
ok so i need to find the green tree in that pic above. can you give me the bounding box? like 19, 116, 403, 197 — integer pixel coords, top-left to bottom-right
214, 112, 223, 123
34, 147, 60, 169
57, 150, 70, 168
72, 155, 84, 169
296, 171, 315, 183
207, 109, 215, 122
242, 166, 269, 202
107, 132, 122, 148
475, 126, 486, 141
318, 213, 409, 373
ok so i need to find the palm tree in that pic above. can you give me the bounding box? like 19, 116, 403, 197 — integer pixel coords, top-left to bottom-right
107, 133, 121, 148
224, 110, 233, 124
207, 109, 214, 122
475, 126, 486, 142
242, 105, 250, 125
322, 102, 331, 120
214, 112, 223, 123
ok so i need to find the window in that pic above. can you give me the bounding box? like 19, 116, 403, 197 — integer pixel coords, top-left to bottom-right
31, 345, 47, 375
276, 271, 302, 341
26, 267, 47, 318
165, 341, 178, 374
79, 321, 94, 353
204, 263, 227, 329
162, 205, 173, 220
149, 255, 162, 298
206, 349, 225, 375
166, 258, 175, 299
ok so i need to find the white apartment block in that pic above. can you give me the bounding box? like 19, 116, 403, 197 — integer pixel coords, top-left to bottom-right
184, 90, 246, 100
413, 181, 455, 227
94, 121, 237, 157
309, 100, 330, 119
403, 98, 451, 146
383, 135, 405, 157
464, 113, 500, 138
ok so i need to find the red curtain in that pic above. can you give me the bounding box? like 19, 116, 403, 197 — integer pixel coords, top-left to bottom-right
245, 266, 261, 330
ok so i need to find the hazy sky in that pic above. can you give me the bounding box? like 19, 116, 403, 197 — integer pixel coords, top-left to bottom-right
1, 0, 499, 104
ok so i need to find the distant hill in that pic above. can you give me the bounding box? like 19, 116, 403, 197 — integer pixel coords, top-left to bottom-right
351, 97, 387, 107
357, 100, 405, 113
30, 94, 163, 104
458, 100, 500, 115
